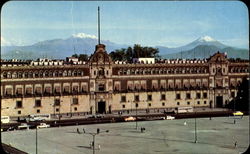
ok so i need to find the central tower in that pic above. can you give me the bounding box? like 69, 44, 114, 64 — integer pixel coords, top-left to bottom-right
88, 7, 113, 114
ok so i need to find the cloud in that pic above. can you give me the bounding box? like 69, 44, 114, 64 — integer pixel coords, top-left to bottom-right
72, 33, 97, 39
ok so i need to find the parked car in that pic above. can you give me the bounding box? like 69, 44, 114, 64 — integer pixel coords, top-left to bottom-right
86, 114, 104, 119
37, 123, 50, 129
124, 116, 136, 121
233, 111, 243, 116
166, 116, 175, 120
18, 123, 30, 130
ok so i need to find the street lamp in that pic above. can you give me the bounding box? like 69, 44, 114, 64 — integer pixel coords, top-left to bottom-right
36, 122, 38, 154
135, 101, 138, 130
77, 128, 109, 154
194, 101, 197, 143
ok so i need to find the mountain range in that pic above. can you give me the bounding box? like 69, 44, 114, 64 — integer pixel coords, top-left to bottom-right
1, 34, 127, 60
160, 36, 248, 59
1, 34, 249, 60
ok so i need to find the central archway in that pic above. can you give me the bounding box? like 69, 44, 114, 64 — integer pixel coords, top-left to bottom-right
98, 101, 106, 114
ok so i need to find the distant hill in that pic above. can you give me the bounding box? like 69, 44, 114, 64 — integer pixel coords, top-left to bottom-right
161, 36, 249, 59
1, 34, 127, 60
1, 35, 248, 60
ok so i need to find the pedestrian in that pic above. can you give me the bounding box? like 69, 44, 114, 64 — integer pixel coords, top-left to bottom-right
234, 141, 237, 148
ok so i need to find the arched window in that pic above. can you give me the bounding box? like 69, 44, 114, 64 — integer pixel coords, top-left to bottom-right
28, 71, 33, 78
3, 72, 7, 78
17, 72, 23, 78
12, 72, 17, 78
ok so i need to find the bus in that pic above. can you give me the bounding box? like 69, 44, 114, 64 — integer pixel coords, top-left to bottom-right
175, 107, 193, 113
27, 114, 51, 122
1, 116, 10, 123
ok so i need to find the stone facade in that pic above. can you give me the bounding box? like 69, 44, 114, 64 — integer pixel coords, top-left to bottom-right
1, 44, 249, 118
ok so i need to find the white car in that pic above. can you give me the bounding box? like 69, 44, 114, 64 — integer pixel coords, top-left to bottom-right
166, 116, 175, 120
18, 123, 30, 130
124, 116, 136, 121
37, 123, 50, 129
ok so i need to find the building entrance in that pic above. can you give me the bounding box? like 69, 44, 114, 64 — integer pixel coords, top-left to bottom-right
98, 101, 106, 114
216, 96, 223, 107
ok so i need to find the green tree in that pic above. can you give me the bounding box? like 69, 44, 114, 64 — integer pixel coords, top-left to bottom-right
71, 54, 89, 61
109, 44, 159, 61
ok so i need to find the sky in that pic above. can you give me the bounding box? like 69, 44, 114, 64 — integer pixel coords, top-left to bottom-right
1, 1, 249, 48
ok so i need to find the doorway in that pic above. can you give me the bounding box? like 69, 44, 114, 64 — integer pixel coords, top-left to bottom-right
216, 96, 223, 108
98, 101, 106, 114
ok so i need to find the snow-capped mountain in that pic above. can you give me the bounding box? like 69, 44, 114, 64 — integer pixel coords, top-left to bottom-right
1, 34, 248, 60
161, 36, 248, 59
1, 33, 127, 59
157, 36, 228, 54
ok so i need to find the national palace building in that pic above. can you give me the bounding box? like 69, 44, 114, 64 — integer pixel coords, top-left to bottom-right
0, 43, 249, 118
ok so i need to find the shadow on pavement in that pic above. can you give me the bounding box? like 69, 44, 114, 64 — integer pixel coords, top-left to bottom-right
76, 145, 92, 149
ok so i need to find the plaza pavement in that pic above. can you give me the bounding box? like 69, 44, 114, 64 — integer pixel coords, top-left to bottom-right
2, 116, 249, 154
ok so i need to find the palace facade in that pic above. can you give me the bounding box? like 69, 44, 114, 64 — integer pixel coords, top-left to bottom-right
1, 44, 249, 118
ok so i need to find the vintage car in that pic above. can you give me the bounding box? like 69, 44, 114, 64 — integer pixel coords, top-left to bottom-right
124, 116, 136, 121
37, 123, 50, 129
233, 111, 243, 116
18, 123, 30, 130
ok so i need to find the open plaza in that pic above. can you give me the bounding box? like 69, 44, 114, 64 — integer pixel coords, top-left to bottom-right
2, 116, 249, 154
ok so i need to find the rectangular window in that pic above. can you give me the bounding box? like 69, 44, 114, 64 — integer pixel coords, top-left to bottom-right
177, 102, 180, 105
196, 93, 201, 99
122, 104, 125, 108
187, 102, 190, 105
147, 95, 152, 101
186, 93, 191, 99
148, 103, 151, 107
45, 87, 51, 94
161, 94, 166, 100
5, 88, 12, 96
18, 110, 21, 114
54, 86, 61, 94
35, 87, 42, 94
73, 86, 79, 93
135, 103, 138, 107
63, 86, 70, 93
162, 102, 165, 106
73, 98, 79, 105
204, 101, 207, 104
203, 92, 207, 99
121, 96, 126, 102
135, 95, 139, 102
35, 100, 41, 107
16, 101, 22, 108
37, 109, 40, 113
54, 99, 60, 106
176, 93, 181, 99
56, 108, 59, 112
197, 101, 200, 105
26, 87, 32, 95
74, 107, 77, 111
16, 88, 23, 95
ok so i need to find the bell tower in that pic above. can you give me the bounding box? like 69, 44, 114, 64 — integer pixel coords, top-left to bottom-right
88, 7, 113, 115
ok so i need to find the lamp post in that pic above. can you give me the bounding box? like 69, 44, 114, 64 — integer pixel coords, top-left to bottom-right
194, 101, 197, 143
36, 122, 38, 154
135, 102, 138, 130
77, 128, 109, 154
